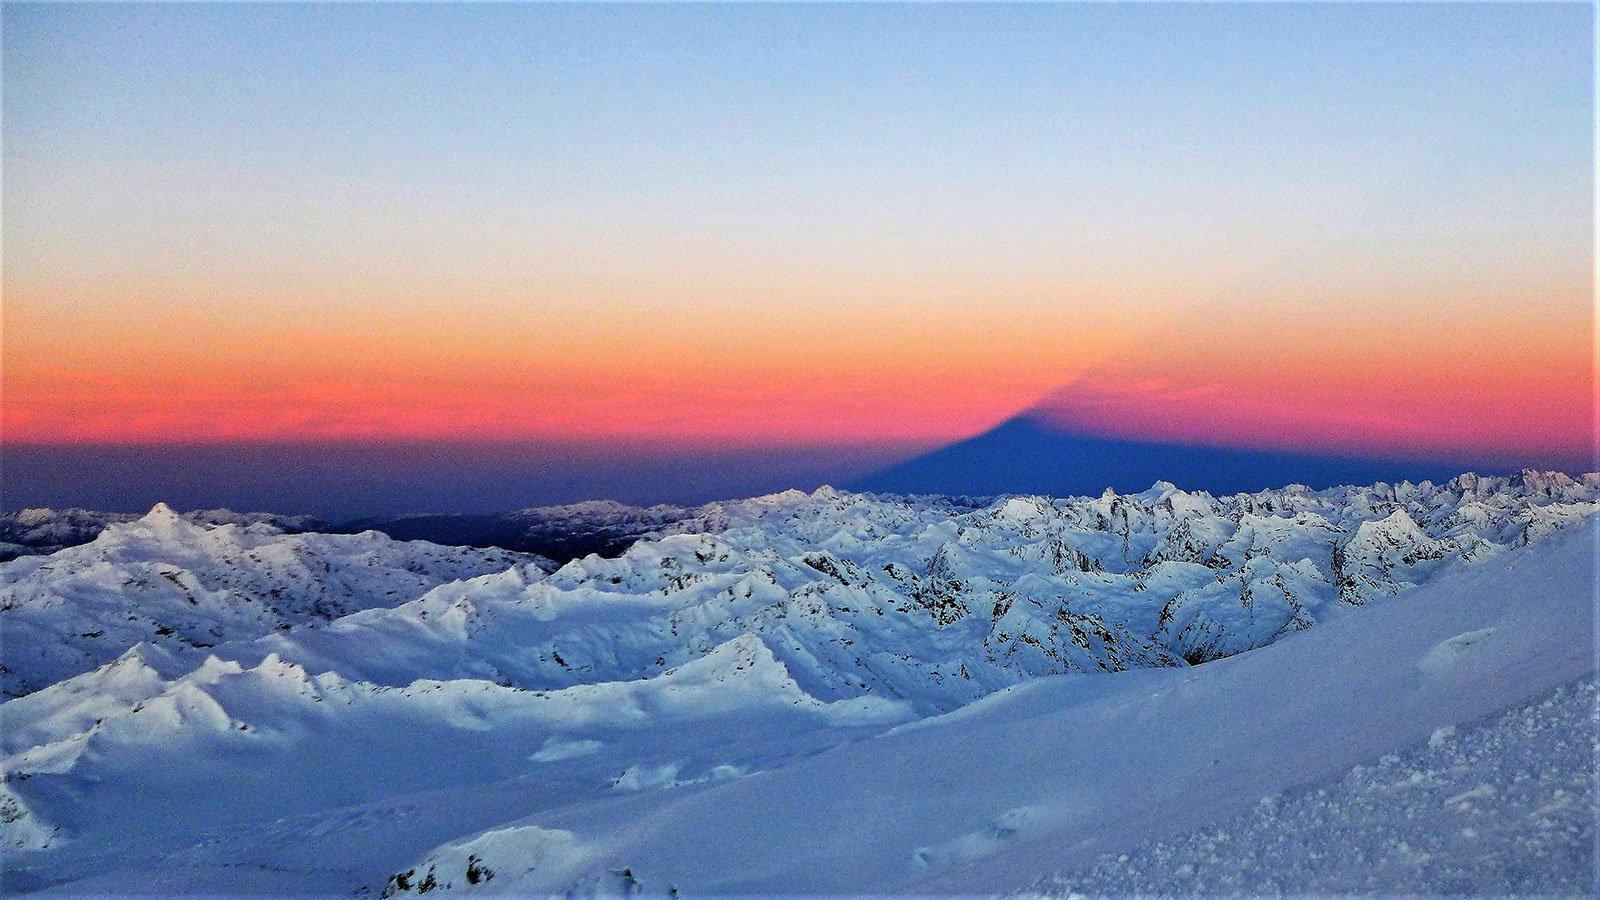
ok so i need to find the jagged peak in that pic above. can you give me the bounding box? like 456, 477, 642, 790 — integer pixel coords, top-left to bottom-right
96, 502, 205, 544
659, 634, 790, 686
1346, 508, 1430, 543
1136, 481, 1180, 502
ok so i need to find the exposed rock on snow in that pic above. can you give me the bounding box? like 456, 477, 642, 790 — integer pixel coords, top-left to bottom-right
0, 781, 58, 853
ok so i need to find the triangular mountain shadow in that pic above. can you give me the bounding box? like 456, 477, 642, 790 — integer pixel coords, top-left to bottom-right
850, 415, 1485, 498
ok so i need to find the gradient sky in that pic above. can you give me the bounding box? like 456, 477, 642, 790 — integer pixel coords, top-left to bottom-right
4, 3, 1593, 467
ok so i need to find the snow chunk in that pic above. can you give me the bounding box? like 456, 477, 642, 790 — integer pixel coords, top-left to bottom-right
528, 737, 603, 763
1417, 628, 1498, 677
383, 825, 592, 896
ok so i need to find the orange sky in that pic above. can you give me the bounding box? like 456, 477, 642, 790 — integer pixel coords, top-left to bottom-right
2, 274, 1150, 445
3, 4, 1593, 468
6, 271, 1591, 461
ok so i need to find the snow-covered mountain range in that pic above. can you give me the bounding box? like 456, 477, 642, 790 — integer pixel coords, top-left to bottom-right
0, 507, 329, 562
0, 500, 686, 565
0, 506, 544, 697
1, 470, 1594, 896
238, 472, 1600, 705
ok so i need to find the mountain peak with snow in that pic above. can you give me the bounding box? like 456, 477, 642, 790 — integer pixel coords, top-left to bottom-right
141, 501, 180, 521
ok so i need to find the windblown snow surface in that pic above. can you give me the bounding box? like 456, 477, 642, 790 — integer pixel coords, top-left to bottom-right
0, 471, 1595, 897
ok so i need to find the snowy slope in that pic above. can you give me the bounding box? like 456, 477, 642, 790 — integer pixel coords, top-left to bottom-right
1, 473, 1594, 896
372, 513, 1596, 897
0, 505, 544, 697
1028, 678, 1595, 897
1, 637, 909, 890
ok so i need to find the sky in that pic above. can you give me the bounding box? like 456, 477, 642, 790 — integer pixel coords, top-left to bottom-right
2, 3, 1594, 511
